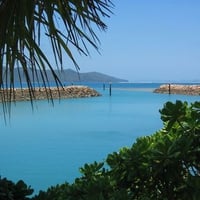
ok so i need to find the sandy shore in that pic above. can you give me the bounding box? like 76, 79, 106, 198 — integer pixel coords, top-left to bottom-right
153, 84, 200, 95
0, 86, 101, 102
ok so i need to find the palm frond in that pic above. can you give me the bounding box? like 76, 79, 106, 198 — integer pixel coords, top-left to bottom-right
0, 0, 113, 113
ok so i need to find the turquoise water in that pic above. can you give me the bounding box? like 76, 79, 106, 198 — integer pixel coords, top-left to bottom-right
0, 83, 199, 194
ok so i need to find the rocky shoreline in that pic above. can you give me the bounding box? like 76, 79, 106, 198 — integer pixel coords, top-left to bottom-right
0, 86, 101, 102
153, 84, 200, 95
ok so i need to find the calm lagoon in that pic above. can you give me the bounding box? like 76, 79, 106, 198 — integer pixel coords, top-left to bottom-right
0, 83, 199, 193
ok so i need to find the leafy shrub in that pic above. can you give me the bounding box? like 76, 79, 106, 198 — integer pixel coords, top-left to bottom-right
4, 101, 200, 199
0, 177, 33, 200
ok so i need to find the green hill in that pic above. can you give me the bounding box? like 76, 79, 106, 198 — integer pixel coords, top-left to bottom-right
12, 68, 128, 83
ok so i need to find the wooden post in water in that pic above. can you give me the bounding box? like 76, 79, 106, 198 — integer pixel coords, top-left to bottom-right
109, 83, 112, 96
103, 83, 105, 90
168, 83, 171, 94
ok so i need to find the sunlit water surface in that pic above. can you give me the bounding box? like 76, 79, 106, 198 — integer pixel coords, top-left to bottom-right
0, 83, 199, 194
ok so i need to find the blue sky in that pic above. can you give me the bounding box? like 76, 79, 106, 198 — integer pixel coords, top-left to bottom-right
46, 1, 200, 82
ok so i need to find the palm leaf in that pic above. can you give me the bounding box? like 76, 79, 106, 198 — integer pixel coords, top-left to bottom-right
0, 0, 113, 114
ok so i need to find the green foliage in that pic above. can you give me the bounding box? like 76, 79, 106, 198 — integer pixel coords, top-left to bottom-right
3, 100, 200, 199
0, 177, 33, 200
0, 0, 113, 107
32, 100, 200, 200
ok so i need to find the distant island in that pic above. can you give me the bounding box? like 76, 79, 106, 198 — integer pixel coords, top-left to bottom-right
11, 68, 128, 83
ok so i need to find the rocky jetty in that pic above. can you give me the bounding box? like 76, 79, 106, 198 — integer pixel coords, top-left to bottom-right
0, 86, 101, 102
153, 84, 200, 95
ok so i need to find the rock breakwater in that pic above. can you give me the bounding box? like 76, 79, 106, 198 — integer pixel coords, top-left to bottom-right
153, 84, 200, 95
0, 86, 101, 102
